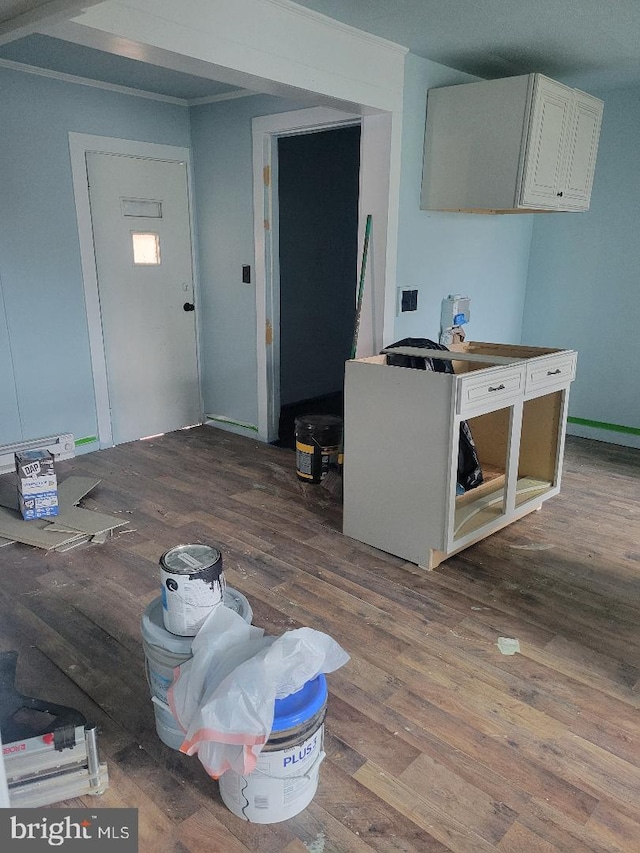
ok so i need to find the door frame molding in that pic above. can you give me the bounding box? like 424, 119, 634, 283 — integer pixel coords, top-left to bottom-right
69, 133, 202, 448
252, 107, 362, 443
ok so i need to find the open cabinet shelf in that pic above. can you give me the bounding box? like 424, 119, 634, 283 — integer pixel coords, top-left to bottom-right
454, 476, 552, 539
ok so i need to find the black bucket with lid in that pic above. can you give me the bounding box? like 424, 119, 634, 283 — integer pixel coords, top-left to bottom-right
294, 415, 343, 483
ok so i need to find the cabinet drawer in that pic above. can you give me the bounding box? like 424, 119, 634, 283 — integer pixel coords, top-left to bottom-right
526, 353, 576, 395
456, 366, 525, 415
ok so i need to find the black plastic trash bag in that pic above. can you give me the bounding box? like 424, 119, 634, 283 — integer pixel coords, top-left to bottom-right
384, 338, 483, 492
385, 337, 452, 372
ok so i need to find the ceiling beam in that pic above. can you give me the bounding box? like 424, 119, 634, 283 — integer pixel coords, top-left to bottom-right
0, 0, 104, 46
42, 18, 357, 111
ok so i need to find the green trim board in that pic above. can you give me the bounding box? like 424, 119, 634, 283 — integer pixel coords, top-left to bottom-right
75, 435, 98, 446
567, 417, 640, 437
205, 415, 259, 433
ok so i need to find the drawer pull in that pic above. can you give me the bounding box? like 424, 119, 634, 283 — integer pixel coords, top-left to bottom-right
547, 368, 562, 376
488, 384, 505, 392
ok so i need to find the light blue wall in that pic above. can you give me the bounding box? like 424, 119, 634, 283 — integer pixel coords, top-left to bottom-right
0, 68, 190, 450
395, 54, 534, 345
0, 275, 22, 444
6, 59, 624, 453
191, 57, 537, 433
523, 86, 640, 448
189, 94, 313, 429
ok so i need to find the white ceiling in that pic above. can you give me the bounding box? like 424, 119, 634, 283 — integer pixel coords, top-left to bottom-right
293, 0, 640, 91
1, 0, 639, 98
0, 32, 242, 100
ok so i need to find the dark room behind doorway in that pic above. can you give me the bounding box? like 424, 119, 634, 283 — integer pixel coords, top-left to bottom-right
276, 124, 361, 447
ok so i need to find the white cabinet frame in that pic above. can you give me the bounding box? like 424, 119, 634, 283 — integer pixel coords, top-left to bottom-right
343, 343, 576, 569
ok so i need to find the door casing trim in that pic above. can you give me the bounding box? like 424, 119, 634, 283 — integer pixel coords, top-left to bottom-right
69, 133, 202, 448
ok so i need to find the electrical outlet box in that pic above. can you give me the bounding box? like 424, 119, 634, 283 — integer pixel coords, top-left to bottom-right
401, 289, 418, 312
396, 288, 419, 315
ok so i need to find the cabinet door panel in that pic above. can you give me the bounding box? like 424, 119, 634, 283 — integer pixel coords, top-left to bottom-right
519, 77, 572, 209
561, 92, 603, 210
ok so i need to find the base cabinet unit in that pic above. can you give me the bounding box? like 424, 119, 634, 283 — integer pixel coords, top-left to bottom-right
420, 73, 603, 213
342, 342, 577, 570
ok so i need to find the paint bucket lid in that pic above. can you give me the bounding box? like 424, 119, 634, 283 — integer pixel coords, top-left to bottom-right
294, 415, 342, 445
160, 543, 222, 576
142, 587, 252, 651
272, 674, 327, 733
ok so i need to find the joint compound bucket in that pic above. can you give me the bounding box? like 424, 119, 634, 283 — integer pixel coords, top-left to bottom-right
160, 543, 224, 636
141, 588, 252, 750
219, 674, 327, 823
295, 415, 342, 483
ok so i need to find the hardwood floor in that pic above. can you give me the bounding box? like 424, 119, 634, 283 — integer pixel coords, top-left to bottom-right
1, 426, 639, 852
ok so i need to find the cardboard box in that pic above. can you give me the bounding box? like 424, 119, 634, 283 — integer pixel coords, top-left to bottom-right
15, 449, 59, 519
18, 474, 58, 495
18, 491, 59, 520
15, 449, 56, 480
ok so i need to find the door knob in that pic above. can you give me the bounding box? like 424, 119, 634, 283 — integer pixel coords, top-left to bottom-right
183, 302, 195, 312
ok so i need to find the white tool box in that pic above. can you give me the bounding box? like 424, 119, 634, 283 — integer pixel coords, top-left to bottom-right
1, 651, 108, 808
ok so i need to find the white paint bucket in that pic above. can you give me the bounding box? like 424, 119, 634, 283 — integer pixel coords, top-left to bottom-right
141, 588, 252, 749
219, 674, 327, 823
160, 543, 224, 636
151, 698, 186, 751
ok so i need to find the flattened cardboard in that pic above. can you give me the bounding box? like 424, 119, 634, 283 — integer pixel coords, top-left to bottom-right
0, 478, 18, 511
58, 477, 102, 506
0, 475, 102, 512
48, 507, 128, 536
0, 506, 85, 550
0, 474, 126, 551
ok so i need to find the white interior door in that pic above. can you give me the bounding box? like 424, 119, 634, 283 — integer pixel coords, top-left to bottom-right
86, 152, 201, 445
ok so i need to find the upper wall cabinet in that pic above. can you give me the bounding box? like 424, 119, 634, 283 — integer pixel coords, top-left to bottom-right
420, 73, 604, 213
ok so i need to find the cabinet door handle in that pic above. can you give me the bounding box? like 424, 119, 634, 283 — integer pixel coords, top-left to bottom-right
547, 368, 562, 376
488, 384, 505, 392
556, 191, 564, 197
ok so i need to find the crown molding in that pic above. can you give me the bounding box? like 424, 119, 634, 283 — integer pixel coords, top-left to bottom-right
187, 89, 256, 106
264, 0, 409, 56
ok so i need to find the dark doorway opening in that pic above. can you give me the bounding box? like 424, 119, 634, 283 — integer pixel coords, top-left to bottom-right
275, 124, 361, 448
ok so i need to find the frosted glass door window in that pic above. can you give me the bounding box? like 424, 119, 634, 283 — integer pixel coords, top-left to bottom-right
132, 232, 161, 265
